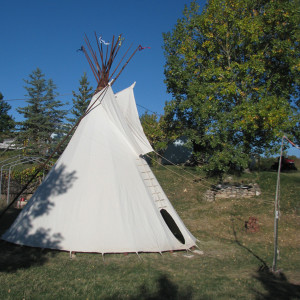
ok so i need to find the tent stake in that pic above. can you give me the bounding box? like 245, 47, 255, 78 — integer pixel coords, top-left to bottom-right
136, 252, 142, 261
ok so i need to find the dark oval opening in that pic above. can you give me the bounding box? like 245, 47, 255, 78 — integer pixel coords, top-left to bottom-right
160, 209, 185, 244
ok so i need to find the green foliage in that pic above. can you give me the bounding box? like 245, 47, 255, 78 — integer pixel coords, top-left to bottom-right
140, 112, 177, 165
163, 0, 300, 178
17, 68, 66, 156
0, 92, 15, 141
140, 112, 167, 153
67, 72, 93, 126
292, 96, 300, 145
140, 112, 179, 160
12, 166, 45, 185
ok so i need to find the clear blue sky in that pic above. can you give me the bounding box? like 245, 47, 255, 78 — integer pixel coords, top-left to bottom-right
1, 0, 298, 157
0, 0, 205, 119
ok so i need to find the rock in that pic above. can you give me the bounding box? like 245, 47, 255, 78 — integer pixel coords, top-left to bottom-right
205, 183, 261, 200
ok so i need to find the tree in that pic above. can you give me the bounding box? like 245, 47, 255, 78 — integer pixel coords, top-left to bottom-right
163, 0, 300, 177
140, 112, 177, 164
292, 95, 300, 146
44, 78, 67, 153
0, 92, 15, 141
17, 68, 66, 156
67, 72, 93, 126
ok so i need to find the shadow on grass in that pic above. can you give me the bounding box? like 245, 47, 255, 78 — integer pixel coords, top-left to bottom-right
231, 219, 300, 300
231, 218, 268, 268
105, 274, 194, 300
0, 208, 57, 273
0, 164, 77, 273
0, 239, 58, 273
253, 266, 300, 300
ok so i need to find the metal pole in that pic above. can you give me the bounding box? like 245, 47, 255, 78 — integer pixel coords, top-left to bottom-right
4, 157, 45, 206
7, 167, 12, 205
0, 154, 21, 197
272, 136, 284, 272
2, 157, 31, 202
0, 167, 3, 200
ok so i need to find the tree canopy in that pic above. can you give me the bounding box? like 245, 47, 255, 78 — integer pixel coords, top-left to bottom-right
17, 68, 66, 156
163, 0, 300, 176
140, 111, 178, 164
0, 92, 15, 141
67, 72, 93, 127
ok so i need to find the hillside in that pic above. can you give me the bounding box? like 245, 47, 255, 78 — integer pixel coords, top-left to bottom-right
0, 165, 299, 299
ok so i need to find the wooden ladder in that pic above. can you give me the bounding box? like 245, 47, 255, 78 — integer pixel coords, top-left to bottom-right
136, 157, 167, 209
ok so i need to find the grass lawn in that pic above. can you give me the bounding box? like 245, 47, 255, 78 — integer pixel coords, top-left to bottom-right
0, 165, 299, 299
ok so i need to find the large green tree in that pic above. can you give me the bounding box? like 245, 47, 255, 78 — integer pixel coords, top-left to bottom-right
67, 72, 93, 126
17, 68, 66, 156
140, 112, 178, 164
163, 0, 300, 176
0, 92, 15, 141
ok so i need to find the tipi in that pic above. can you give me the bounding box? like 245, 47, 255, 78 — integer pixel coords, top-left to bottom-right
2, 35, 196, 254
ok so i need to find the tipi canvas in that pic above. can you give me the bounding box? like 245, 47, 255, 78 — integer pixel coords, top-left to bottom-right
2, 83, 196, 254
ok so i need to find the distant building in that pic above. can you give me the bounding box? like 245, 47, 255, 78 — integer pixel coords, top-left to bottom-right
162, 137, 192, 165
0, 138, 22, 150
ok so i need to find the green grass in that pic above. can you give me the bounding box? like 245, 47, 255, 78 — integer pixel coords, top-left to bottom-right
0, 166, 299, 299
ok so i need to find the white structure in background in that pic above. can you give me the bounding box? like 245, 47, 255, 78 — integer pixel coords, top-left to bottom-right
163, 137, 192, 165
0, 138, 22, 150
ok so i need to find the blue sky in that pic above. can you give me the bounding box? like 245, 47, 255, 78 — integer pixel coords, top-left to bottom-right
1, 0, 299, 157
0, 0, 205, 120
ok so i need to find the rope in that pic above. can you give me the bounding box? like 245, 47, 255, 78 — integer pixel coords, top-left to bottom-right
144, 154, 277, 207
283, 136, 300, 150
146, 152, 279, 207
136, 104, 162, 116
152, 150, 215, 187
144, 153, 212, 189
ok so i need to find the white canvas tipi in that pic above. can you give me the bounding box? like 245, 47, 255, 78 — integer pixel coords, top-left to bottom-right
2, 83, 196, 253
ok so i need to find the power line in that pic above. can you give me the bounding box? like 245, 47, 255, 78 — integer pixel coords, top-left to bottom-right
1, 93, 73, 102
2, 95, 162, 117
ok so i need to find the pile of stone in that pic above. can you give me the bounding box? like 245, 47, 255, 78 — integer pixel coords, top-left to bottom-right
204, 183, 261, 202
